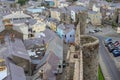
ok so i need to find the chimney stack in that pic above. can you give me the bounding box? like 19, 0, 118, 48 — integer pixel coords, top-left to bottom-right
10, 34, 15, 42
0, 36, 5, 44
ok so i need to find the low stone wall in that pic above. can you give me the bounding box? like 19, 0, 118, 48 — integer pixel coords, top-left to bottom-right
73, 50, 83, 80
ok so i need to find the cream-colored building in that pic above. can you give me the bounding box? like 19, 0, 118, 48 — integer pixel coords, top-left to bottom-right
53, 0, 60, 7
92, 4, 100, 12
50, 22, 57, 31
13, 23, 29, 40
117, 27, 120, 33
58, 2, 70, 8
46, 18, 59, 32
50, 9, 61, 21
88, 11, 102, 25
32, 20, 46, 33
3, 11, 32, 21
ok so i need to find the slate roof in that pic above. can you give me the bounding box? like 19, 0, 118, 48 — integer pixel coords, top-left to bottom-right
0, 8, 11, 16
3, 11, 32, 20
47, 18, 60, 25
3, 59, 26, 80
57, 23, 75, 34
12, 18, 37, 25
43, 51, 59, 80
24, 29, 56, 50
9, 63, 26, 80
66, 5, 87, 13
0, 36, 31, 61
45, 36, 63, 60
36, 36, 63, 70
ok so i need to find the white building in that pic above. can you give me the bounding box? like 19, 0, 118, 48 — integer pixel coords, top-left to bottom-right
92, 4, 100, 12
32, 20, 46, 33
3, 11, 32, 21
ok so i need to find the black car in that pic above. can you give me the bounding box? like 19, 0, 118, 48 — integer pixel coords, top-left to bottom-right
107, 43, 115, 52
94, 30, 99, 33
94, 29, 102, 33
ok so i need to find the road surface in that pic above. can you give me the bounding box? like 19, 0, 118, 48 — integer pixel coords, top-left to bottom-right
94, 35, 120, 80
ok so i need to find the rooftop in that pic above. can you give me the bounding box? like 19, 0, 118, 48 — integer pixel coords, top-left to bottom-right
36, 36, 63, 69
3, 11, 32, 20
0, 58, 7, 80
0, 36, 31, 61
66, 5, 87, 12
58, 23, 75, 34
27, 7, 45, 13
24, 29, 56, 50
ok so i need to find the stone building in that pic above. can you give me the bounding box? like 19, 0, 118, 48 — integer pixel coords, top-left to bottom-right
89, 0, 97, 10
88, 11, 102, 26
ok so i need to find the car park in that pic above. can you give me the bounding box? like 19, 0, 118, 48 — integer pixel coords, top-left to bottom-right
104, 38, 120, 57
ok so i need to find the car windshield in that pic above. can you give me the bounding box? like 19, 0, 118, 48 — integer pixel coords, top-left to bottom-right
106, 38, 112, 41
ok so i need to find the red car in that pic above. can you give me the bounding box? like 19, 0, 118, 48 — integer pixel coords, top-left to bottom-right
114, 41, 120, 47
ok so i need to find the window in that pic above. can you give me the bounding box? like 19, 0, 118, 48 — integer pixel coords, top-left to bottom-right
28, 34, 34, 38
65, 35, 66, 38
58, 65, 61, 68
25, 71, 28, 74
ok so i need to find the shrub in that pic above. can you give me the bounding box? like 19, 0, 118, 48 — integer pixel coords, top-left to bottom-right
106, 0, 112, 2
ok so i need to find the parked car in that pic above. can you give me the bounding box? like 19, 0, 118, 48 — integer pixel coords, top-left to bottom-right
94, 28, 102, 32
113, 41, 120, 47
116, 45, 120, 50
94, 29, 99, 33
89, 30, 95, 34
112, 49, 120, 57
107, 43, 115, 52
104, 38, 113, 46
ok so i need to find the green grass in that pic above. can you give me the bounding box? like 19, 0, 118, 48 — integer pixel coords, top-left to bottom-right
106, 0, 112, 2
98, 66, 105, 80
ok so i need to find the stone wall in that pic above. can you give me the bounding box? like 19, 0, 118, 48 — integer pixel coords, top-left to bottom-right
78, 11, 88, 35
81, 35, 99, 80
